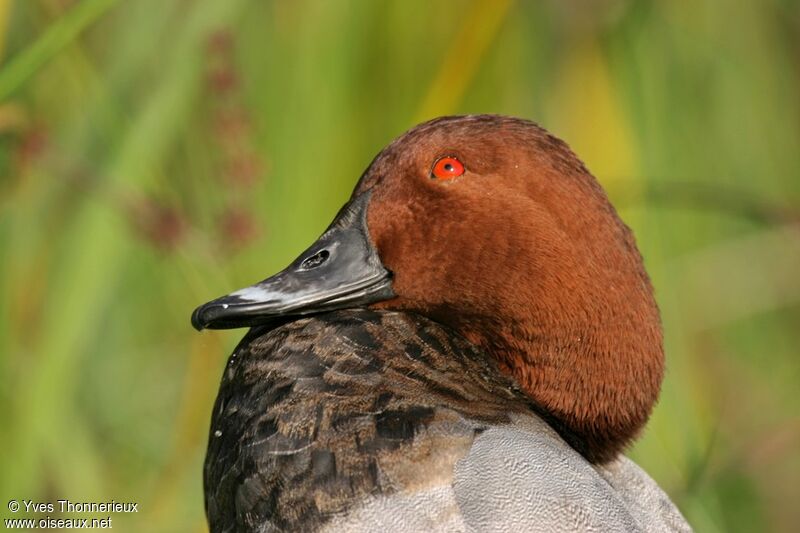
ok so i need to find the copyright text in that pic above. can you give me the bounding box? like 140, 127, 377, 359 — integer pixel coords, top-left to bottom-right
4, 499, 138, 529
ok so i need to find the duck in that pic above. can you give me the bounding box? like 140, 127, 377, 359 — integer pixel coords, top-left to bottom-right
191, 114, 692, 532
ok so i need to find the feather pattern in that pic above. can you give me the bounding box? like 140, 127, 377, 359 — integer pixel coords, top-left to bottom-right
204, 309, 689, 532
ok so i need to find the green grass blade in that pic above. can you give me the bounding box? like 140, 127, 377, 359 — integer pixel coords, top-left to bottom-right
0, 0, 120, 101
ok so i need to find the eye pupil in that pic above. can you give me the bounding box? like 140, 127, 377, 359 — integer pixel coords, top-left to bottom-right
431, 156, 465, 180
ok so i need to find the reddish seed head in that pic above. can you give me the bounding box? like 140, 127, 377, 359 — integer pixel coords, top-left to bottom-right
129, 197, 186, 252
220, 208, 259, 250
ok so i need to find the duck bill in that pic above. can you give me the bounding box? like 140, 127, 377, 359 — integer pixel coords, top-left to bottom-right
191, 193, 394, 330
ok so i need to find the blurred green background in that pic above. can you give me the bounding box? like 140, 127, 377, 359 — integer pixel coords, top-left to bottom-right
1, 0, 798, 531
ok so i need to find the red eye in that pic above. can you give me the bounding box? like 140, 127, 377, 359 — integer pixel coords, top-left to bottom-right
431, 156, 465, 180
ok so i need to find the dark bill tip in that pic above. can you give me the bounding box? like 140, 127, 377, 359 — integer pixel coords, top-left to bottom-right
191, 300, 267, 331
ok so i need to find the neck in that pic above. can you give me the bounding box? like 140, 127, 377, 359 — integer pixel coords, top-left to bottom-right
462, 289, 664, 464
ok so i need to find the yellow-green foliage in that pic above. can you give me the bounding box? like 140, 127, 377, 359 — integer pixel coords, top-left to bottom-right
1, 1, 798, 531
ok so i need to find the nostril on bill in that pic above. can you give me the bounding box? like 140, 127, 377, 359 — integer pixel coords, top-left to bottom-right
300, 250, 330, 270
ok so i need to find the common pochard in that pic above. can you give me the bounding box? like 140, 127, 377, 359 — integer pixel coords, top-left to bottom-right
192, 115, 691, 532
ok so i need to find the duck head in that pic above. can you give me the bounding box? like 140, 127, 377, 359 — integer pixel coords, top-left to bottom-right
192, 115, 664, 463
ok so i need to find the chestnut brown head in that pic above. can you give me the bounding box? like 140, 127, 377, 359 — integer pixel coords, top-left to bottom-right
192, 115, 664, 463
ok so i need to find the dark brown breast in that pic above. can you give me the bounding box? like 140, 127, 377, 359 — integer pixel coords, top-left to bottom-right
203, 309, 536, 532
